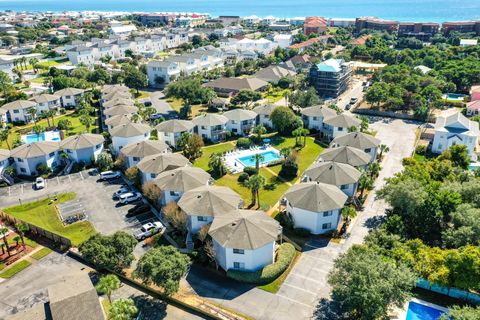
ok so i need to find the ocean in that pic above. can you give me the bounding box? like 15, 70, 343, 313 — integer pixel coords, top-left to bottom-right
1, 0, 480, 22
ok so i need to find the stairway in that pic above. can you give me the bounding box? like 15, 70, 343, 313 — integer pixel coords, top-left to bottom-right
0, 168, 14, 186
185, 231, 194, 251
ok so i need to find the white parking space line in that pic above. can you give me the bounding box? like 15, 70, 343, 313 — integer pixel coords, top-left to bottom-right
79, 172, 84, 180
282, 283, 318, 295
276, 293, 315, 309
302, 254, 335, 265
311, 266, 330, 274
8, 186, 11, 196
68, 175, 72, 183
56, 176, 60, 184
288, 272, 324, 285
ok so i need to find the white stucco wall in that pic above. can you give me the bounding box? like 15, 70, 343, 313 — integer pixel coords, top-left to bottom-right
286, 202, 342, 235
111, 133, 150, 155
212, 239, 275, 271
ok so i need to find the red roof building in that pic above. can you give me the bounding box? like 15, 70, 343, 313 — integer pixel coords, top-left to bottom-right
304, 17, 328, 35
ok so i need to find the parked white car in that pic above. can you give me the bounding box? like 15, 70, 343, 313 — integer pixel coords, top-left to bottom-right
100, 171, 121, 181
113, 186, 131, 199
35, 177, 45, 190
134, 222, 164, 240
119, 192, 142, 204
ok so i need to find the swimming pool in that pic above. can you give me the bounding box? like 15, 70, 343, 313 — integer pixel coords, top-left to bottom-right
237, 151, 281, 167
443, 93, 466, 101
406, 301, 446, 320
22, 131, 61, 144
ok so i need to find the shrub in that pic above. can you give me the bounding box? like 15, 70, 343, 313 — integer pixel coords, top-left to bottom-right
227, 243, 296, 284
243, 166, 258, 176
415, 145, 427, 155
236, 137, 252, 148
279, 161, 298, 178
237, 173, 249, 183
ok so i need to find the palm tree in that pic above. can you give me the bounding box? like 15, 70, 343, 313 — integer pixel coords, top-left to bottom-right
208, 152, 225, 177
15, 223, 28, 249
358, 173, 374, 199
253, 153, 264, 171
130, 113, 141, 123
0, 243, 4, 255
245, 174, 265, 207
0, 227, 10, 257
253, 124, 266, 142
368, 161, 381, 178
20, 56, 27, 70
60, 151, 69, 165
29, 57, 39, 73
280, 147, 292, 158
48, 109, 57, 128
0, 70, 12, 97
13, 68, 23, 83
32, 125, 44, 140
95, 274, 121, 303
79, 114, 93, 133
27, 107, 37, 124
40, 110, 51, 128
13, 235, 20, 247
378, 144, 390, 160
0, 129, 10, 149
341, 206, 357, 224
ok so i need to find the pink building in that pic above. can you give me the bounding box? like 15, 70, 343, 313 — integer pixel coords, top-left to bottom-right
467, 100, 480, 116
471, 85, 480, 101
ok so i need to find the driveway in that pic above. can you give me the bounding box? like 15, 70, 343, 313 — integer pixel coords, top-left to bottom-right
141, 91, 176, 119
184, 118, 419, 319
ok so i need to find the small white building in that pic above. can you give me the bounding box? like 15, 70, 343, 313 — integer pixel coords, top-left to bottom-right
284, 181, 347, 234
30, 94, 61, 114
55, 88, 85, 108
155, 119, 195, 149
137, 153, 190, 183
60, 133, 104, 165
120, 140, 171, 168
300, 105, 337, 131
330, 132, 381, 162
192, 114, 228, 142
110, 122, 151, 155
303, 161, 361, 197
104, 114, 132, 131
223, 109, 257, 136
432, 112, 479, 158
460, 39, 478, 47
146, 60, 180, 86
0, 100, 37, 123
322, 114, 361, 140
10, 141, 60, 176
273, 34, 293, 49
209, 209, 281, 272
178, 186, 243, 234
154, 167, 211, 205
253, 104, 277, 128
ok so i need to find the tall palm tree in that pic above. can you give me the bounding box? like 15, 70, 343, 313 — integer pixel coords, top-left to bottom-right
253, 124, 266, 142
48, 109, 57, 128
208, 152, 225, 177
0, 129, 10, 149
15, 223, 28, 250
79, 114, 93, 133
40, 110, 51, 128
368, 161, 381, 178
358, 173, 374, 199
20, 56, 27, 70
378, 144, 390, 160
29, 57, 39, 73
27, 107, 37, 124
32, 125, 44, 140
95, 274, 121, 303
253, 153, 264, 171
0, 70, 12, 97
245, 174, 265, 207
0, 227, 10, 257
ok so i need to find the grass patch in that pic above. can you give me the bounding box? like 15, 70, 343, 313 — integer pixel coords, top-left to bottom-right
193, 142, 235, 171
3, 193, 96, 246
263, 88, 291, 104
0, 260, 32, 278
24, 237, 38, 248
257, 251, 301, 293
101, 298, 111, 316
166, 98, 207, 118
31, 247, 53, 260
30, 76, 46, 84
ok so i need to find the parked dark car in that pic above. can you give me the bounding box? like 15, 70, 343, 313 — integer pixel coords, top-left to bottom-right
126, 204, 150, 217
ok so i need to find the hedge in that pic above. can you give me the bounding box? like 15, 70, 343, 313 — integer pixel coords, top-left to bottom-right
227, 243, 296, 284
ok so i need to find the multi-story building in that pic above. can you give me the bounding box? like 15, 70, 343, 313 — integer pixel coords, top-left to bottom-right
398, 22, 440, 41
135, 13, 175, 26
442, 20, 480, 35
303, 16, 328, 35
309, 58, 352, 98
355, 17, 399, 33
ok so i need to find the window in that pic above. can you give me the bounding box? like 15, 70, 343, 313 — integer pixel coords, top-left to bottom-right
201, 126, 206, 130
340, 184, 348, 190
96, 144, 101, 149
133, 157, 140, 162
144, 133, 148, 137
322, 223, 332, 229
233, 249, 244, 254
233, 262, 245, 269
323, 211, 332, 217
169, 191, 179, 196
49, 152, 55, 157
365, 148, 371, 153
197, 216, 207, 222
20, 168, 26, 173
17, 158, 23, 162
338, 127, 343, 131
150, 173, 156, 178
13, 109, 19, 113
313, 117, 318, 121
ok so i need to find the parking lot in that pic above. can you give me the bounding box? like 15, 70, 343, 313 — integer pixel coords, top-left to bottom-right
0, 170, 161, 243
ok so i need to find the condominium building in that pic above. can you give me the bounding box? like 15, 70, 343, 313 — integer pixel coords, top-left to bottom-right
309, 58, 352, 98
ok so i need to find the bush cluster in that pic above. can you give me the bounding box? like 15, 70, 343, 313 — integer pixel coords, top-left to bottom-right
227, 243, 295, 284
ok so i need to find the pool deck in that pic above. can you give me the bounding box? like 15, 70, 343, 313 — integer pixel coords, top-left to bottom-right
21, 130, 61, 144
393, 298, 449, 320
223, 145, 282, 174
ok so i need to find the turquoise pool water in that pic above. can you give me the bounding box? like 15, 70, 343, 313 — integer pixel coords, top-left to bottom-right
237, 151, 281, 167
443, 93, 466, 101
406, 301, 446, 320
22, 131, 61, 144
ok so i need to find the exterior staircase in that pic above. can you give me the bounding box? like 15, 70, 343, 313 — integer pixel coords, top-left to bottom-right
185, 231, 194, 251
0, 168, 14, 186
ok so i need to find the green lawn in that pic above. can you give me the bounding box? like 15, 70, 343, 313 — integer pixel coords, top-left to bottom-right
263, 88, 291, 104
3, 193, 96, 246
193, 142, 235, 171
0, 260, 32, 279
0, 111, 98, 149
193, 136, 324, 210
166, 98, 207, 118
30, 76, 47, 84
31, 247, 53, 260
